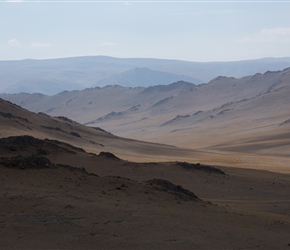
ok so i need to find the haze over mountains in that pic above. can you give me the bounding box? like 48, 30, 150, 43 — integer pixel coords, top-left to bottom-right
1, 56, 290, 95
2, 66, 290, 173
95, 67, 201, 87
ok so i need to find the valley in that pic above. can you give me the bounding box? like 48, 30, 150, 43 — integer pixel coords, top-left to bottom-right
2, 67, 290, 173
1, 62, 290, 249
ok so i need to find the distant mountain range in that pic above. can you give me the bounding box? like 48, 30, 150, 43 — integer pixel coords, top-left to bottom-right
1, 56, 290, 95
2, 67, 290, 158
95, 67, 201, 87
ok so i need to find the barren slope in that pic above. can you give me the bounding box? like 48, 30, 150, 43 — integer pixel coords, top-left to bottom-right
2, 68, 290, 172
0, 98, 198, 163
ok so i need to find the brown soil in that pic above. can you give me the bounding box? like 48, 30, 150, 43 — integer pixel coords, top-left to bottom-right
1, 136, 290, 249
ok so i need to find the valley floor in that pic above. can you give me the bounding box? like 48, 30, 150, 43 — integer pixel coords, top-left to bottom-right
1, 136, 290, 249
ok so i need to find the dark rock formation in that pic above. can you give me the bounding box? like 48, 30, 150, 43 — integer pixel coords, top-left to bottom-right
147, 178, 200, 201
99, 151, 120, 160
176, 162, 225, 175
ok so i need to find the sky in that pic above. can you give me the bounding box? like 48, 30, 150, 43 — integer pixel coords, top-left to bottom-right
1, 0, 290, 62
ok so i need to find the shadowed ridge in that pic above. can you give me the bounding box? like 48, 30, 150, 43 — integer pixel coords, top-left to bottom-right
140, 80, 196, 94
175, 161, 225, 175
0, 135, 86, 155
99, 151, 120, 160
0, 155, 55, 169
147, 178, 200, 201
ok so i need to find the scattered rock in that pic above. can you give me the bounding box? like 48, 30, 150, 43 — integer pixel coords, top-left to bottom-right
0, 155, 55, 169
99, 151, 119, 160
0, 135, 43, 148
0, 112, 30, 123
92, 127, 111, 133
0, 135, 84, 155
147, 179, 200, 201
161, 114, 190, 127
57, 164, 98, 176
176, 162, 225, 175
37, 148, 48, 155
70, 132, 81, 138
0, 112, 14, 118
56, 116, 75, 123
280, 118, 290, 126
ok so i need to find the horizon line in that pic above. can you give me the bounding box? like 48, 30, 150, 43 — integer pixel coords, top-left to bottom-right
1, 55, 290, 64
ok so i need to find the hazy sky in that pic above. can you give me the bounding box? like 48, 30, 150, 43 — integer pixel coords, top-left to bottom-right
1, 0, 290, 62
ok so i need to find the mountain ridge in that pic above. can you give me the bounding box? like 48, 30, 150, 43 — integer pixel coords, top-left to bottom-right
2, 67, 290, 166
1, 56, 290, 95
95, 67, 201, 87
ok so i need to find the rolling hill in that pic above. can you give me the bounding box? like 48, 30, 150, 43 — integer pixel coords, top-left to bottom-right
2, 67, 290, 173
0, 98, 197, 163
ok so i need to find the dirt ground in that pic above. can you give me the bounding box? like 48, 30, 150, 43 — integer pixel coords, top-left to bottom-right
1, 136, 290, 249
